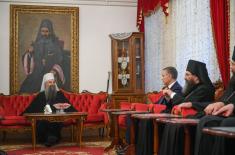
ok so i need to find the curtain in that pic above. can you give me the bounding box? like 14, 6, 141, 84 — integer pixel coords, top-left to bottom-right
210, 0, 230, 88
145, 0, 220, 92
137, 0, 169, 32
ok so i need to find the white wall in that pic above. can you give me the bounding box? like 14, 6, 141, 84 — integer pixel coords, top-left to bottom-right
0, 1, 138, 94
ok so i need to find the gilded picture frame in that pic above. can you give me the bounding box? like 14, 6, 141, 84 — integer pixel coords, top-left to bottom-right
10, 5, 79, 94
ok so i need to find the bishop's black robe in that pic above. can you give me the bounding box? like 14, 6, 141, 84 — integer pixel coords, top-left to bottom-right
194, 81, 235, 155
22, 91, 77, 144
134, 83, 214, 155
158, 83, 215, 155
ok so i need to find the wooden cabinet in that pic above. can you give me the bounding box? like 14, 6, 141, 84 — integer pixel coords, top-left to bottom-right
110, 32, 145, 108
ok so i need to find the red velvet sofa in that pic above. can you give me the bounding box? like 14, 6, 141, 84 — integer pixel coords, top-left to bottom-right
61, 90, 109, 135
0, 90, 109, 141
0, 93, 37, 140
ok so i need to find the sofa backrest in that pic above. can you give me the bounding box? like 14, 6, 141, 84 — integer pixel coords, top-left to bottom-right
62, 90, 108, 114
0, 94, 37, 116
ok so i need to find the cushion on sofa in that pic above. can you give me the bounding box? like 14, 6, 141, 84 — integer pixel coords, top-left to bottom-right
0, 116, 30, 126
85, 113, 104, 123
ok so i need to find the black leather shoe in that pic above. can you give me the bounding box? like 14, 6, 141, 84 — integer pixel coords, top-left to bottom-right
44, 136, 58, 147
116, 145, 129, 155
44, 141, 52, 147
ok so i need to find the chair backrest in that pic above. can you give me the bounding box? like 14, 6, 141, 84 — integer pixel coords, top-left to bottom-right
146, 91, 164, 104
213, 80, 224, 101
119, 102, 132, 110
132, 102, 149, 111
152, 104, 167, 113
171, 105, 197, 117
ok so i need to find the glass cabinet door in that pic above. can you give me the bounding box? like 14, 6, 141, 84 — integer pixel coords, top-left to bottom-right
110, 32, 144, 94
134, 37, 143, 90
117, 40, 131, 89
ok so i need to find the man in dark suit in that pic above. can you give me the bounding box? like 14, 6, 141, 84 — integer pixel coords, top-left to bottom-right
157, 66, 183, 112
122, 66, 182, 154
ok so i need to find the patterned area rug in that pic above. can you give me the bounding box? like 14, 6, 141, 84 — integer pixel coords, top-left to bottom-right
0, 141, 116, 155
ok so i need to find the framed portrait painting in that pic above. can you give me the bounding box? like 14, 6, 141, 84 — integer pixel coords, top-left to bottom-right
10, 5, 79, 94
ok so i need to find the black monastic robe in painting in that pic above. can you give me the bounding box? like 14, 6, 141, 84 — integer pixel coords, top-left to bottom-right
22, 91, 77, 144
136, 84, 214, 155
194, 78, 235, 155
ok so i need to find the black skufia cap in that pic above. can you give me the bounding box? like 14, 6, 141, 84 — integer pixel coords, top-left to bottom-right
186, 60, 205, 77
186, 59, 213, 88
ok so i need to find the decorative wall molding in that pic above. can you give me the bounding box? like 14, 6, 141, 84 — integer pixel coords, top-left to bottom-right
0, 0, 137, 7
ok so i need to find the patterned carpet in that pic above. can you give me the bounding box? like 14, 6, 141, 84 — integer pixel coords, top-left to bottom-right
0, 141, 117, 155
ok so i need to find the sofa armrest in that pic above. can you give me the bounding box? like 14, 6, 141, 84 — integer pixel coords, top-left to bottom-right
171, 105, 198, 117
98, 103, 109, 124
0, 105, 4, 116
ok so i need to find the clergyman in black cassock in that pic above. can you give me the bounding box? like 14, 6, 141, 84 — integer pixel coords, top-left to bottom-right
22, 73, 77, 147
158, 60, 215, 155
194, 47, 235, 155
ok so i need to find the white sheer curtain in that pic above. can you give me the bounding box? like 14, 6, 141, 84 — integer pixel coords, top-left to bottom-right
145, 0, 220, 92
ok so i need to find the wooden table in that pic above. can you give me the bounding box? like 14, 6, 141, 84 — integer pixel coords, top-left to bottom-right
104, 110, 149, 151
156, 118, 199, 155
100, 109, 131, 137
24, 112, 87, 150
126, 113, 181, 155
203, 127, 235, 138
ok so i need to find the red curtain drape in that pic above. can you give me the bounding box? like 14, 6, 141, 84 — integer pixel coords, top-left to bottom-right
210, 0, 230, 87
137, 0, 169, 32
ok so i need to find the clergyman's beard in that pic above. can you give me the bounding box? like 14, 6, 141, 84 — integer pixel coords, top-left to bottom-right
45, 85, 57, 103
39, 35, 50, 44
182, 80, 196, 96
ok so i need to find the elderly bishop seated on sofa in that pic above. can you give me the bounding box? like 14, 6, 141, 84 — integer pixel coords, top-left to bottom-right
22, 72, 77, 147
